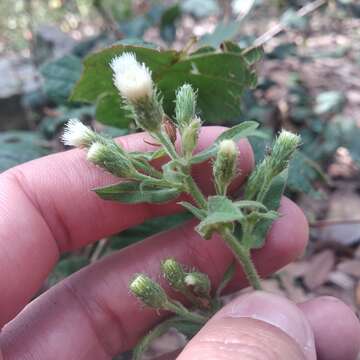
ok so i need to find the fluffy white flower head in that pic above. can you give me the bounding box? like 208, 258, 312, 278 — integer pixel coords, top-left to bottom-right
110, 52, 153, 102
87, 142, 106, 163
61, 119, 94, 148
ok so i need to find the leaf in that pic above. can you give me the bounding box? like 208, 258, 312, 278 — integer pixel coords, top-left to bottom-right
196, 196, 243, 238
178, 201, 206, 220
251, 169, 288, 248
162, 160, 188, 185
41, 55, 82, 104
191, 121, 259, 164
71, 44, 258, 127
94, 181, 180, 204
0, 131, 50, 173
234, 200, 268, 211
95, 93, 130, 128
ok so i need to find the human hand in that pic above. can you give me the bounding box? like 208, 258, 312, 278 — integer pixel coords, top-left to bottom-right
0, 127, 358, 359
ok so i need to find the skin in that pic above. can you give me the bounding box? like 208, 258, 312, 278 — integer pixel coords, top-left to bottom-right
0, 126, 359, 360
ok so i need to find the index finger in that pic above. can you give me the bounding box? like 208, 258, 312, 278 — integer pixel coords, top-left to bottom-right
0, 126, 254, 326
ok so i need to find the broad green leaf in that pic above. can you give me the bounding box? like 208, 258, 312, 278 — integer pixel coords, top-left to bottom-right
251, 169, 288, 248
196, 196, 243, 238
190, 121, 259, 164
95, 93, 130, 127
41, 55, 82, 104
178, 201, 206, 220
94, 181, 180, 204
0, 131, 50, 173
71, 43, 258, 127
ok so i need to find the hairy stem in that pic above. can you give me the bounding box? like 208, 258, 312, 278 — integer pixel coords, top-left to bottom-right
165, 301, 207, 324
155, 131, 179, 160
184, 174, 208, 209
219, 227, 262, 290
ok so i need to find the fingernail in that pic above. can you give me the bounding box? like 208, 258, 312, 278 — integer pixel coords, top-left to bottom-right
215, 291, 316, 360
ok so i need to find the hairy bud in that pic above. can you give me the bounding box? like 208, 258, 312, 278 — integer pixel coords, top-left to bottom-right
185, 272, 211, 298
110, 52, 162, 133
87, 141, 136, 178
129, 274, 169, 309
213, 139, 238, 195
161, 258, 186, 291
61, 119, 98, 148
175, 84, 197, 129
182, 117, 201, 156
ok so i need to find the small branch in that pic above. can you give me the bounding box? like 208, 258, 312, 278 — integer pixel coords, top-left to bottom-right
244, 0, 328, 53
310, 219, 360, 228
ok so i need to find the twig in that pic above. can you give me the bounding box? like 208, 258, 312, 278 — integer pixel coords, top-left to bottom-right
244, 0, 328, 53
310, 219, 360, 228
90, 238, 109, 262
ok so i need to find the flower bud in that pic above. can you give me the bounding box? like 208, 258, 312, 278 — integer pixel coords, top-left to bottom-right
110, 52, 153, 102
175, 84, 197, 129
185, 272, 211, 298
110, 52, 162, 133
87, 141, 136, 178
270, 130, 301, 175
61, 119, 98, 148
161, 258, 186, 291
129, 274, 169, 309
181, 117, 201, 156
213, 139, 238, 195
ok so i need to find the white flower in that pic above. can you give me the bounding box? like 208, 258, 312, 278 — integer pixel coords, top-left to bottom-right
61, 119, 95, 148
110, 52, 153, 102
87, 142, 106, 163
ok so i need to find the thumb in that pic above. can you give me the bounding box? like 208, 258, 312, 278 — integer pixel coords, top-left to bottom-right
177, 291, 316, 360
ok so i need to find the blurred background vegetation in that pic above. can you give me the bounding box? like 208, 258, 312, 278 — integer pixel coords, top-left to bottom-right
1, 0, 360, 358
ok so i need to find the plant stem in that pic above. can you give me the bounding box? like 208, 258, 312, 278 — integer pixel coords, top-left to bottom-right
165, 301, 207, 324
184, 174, 208, 209
219, 227, 262, 290
155, 131, 179, 160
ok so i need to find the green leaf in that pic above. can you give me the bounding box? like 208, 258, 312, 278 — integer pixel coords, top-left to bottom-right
178, 201, 206, 220
95, 93, 130, 128
234, 200, 268, 211
162, 160, 188, 185
41, 55, 82, 104
71, 44, 258, 127
94, 181, 180, 204
251, 169, 288, 248
0, 131, 50, 173
191, 121, 259, 164
196, 196, 243, 238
